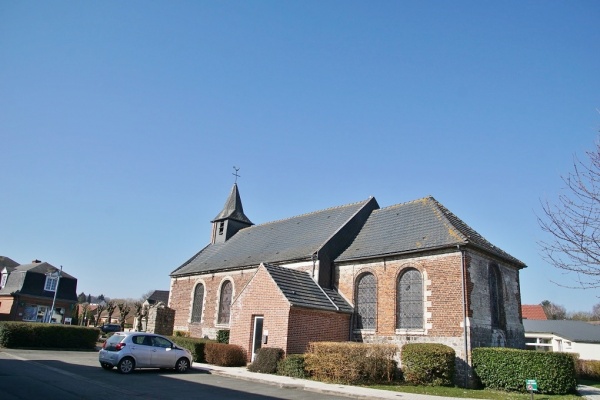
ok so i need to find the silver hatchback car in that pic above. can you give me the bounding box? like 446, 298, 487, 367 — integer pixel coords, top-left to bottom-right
99, 332, 193, 374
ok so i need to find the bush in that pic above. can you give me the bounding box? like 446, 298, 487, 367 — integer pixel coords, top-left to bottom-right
401, 343, 455, 386
578, 359, 600, 381
248, 347, 284, 373
0, 322, 98, 349
304, 342, 397, 385
173, 330, 190, 337
472, 348, 577, 394
205, 342, 246, 367
171, 336, 214, 363
216, 329, 230, 344
277, 354, 307, 378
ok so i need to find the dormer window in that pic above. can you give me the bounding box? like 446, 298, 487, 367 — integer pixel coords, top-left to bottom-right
44, 275, 58, 292
218, 221, 225, 235
0, 272, 7, 289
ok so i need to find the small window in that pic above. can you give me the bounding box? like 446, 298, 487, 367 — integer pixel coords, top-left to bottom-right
44, 276, 58, 292
0, 273, 7, 288
219, 221, 225, 235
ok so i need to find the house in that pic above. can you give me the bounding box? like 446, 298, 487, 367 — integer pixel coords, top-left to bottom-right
169, 184, 526, 385
521, 304, 548, 320
0, 259, 78, 323
524, 319, 600, 360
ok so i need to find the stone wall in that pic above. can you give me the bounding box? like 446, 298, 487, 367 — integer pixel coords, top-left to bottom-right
146, 305, 176, 336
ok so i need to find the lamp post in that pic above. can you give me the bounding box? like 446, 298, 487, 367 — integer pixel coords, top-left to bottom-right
47, 266, 62, 323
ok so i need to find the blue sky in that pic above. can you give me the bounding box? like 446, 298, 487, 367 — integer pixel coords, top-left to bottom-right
1, 1, 599, 312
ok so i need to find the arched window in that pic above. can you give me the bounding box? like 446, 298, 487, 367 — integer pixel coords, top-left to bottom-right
217, 280, 233, 325
355, 273, 376, 330
396, 268, 423, 329
191, 283, 204, 323
489, 264, 506, 330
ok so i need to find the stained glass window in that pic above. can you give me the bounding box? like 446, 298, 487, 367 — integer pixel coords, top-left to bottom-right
218, 280, 233, 325
191, 283, 204, 323
397, 268, 423, 329
355, 273, 376, 329
489, 264, 505, 330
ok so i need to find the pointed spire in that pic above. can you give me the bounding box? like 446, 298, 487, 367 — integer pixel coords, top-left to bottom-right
212, 183, 253, 225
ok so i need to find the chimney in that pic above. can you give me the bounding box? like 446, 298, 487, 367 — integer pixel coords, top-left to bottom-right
32, 259, 42, 263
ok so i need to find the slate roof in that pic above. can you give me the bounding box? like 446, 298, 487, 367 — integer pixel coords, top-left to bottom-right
522, 304, 548, 320
212, 183, 253, 225
0, 256, 19, 272
336, 196, 526, 267
523, 320, 600, 343
147, 290, 169, 304
264, 264, 352, 313
172, 198, 375, 276
0, 262, 76, 299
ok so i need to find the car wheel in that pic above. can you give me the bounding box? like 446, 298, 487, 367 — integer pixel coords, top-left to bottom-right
101, 363, 113, 370
175, 357, 190, 373
117, 357, 135, 374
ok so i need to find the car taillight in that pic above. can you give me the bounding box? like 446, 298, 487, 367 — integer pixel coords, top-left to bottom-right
115, 343, 126, 351
102, 342, 107, 349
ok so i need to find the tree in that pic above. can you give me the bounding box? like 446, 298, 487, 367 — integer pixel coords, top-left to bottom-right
541, 300, 567, 320
116, 301, 131, 331
538, 140, 600, 290
106, 300, 117, 323
94, 303, 106, 327
77, 292, 87, 303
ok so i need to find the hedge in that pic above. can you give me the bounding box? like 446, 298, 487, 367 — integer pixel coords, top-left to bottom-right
304, 341, 397, 385
205, 342, 247, 367
248, 347, 284, 373
170, 336, 214, 363
0, 322, 98, 349
401, 343, 455, 386
472, 347, 577, 394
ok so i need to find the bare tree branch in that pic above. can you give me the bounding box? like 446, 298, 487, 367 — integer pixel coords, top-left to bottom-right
538, 140, 600, 291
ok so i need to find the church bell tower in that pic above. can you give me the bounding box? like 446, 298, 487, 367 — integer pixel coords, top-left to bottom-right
211, 183, 253, 244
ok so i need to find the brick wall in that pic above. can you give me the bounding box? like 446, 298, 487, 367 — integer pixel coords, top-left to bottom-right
229, 266, 291, 361
287, 308, 351, 354
169, 268, 257, 338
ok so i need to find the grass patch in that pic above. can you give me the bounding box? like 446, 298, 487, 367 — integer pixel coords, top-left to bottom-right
578, 379, 600, 388
368, 384, 581, 399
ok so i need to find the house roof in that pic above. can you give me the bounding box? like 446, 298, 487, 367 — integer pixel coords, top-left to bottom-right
0, 256, 19, 272
523, 320, 600, 343
212, 183, 253, 225
264, 264, 352, 313
522, 304, 548, 320
0, 261, 77, 301
146, 290, 169, 304
336, 196, 526, 267
172, 198, 376, 276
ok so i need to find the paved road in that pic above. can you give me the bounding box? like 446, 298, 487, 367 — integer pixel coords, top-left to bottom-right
0, 348, 350, 400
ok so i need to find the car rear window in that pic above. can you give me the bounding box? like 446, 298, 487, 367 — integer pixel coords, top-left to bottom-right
104, 334, 126, 350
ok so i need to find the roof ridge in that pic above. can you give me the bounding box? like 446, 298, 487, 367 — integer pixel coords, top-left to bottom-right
373, 195, 435, 211
250, 197, 374, 228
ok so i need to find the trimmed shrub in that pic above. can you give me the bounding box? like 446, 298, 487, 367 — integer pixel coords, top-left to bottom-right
248, 347, 284, 373
472, 347, 577, 394
304, 341, 397, 385
578, 359, 600, 381
171, 336, 214, 363
0, 322, 98, 349
277, 354, 307, 378
205, 342, 246, 367
216, 329, 230, 344
401, 343, 455, 386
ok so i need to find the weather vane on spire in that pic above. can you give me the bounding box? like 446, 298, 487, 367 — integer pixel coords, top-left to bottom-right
232, 166, 240, 183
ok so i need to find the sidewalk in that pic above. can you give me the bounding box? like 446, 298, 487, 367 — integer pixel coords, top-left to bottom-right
193, 362, 468, 400
192, 362, 600, 400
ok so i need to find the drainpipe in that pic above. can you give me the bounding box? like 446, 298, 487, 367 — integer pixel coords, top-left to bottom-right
311, 252, 317, 278
458, 245, 469, 388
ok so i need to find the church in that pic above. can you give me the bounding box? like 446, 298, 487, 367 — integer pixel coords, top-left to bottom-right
168, 183, 526, 383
